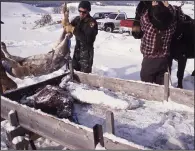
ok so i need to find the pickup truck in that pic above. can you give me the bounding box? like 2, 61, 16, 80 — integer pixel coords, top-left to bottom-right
93, 12, 113, 20
97, 12, 129, 32
119, 18, 135, 35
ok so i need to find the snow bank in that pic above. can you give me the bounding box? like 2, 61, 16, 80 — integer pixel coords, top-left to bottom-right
62, 81, 129, 110
12, 136, 23, 145
74, 99, 194, 150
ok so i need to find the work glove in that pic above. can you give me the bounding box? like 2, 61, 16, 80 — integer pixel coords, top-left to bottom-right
132, 25, 141, 33
132, 20, 144, 39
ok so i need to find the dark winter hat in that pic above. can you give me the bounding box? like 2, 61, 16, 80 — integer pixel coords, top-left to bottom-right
78, 1, 91, 12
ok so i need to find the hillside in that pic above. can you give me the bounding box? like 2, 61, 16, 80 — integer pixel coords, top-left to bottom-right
1, 2, 47, 17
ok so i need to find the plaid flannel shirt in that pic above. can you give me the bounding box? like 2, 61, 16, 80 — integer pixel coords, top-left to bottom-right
140, 5, 185, 58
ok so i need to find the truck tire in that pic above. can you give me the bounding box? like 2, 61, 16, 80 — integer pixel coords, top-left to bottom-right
105, 25, 113, 33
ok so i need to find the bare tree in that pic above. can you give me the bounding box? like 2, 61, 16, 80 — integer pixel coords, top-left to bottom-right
34, 14, 53, 27
52, 6, 62, 14
68, 6, 76, 13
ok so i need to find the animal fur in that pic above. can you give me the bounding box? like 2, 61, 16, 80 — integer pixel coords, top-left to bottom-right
1, 3, 71, 79
1, 31, 70, 79
0, 49, 17, 93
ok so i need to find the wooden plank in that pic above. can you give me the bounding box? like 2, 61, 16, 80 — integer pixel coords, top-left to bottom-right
3, 71, 193, 107
29, 140, 37, 150
106, 111, 115, 135
1, 117, 5, 121
103, 134, 145, 150
6, 126, 27, 141
75, 72, 165, 101
8, 110, 19, 126
75, 72, 194, 107
3, 72, 70, 101
1, 96, 95, 150
25, 134, 37, 150
29, 133, 41, 141
164, 72, 170, 101
1, 97, 144, 150
93, 124, 104, 148
104, 138, 140, 150
169, 88, 194, 107
68, 59, 74, 80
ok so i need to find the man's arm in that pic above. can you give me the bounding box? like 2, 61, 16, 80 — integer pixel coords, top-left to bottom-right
140, 12, 148, 33
64, 17, 98, 45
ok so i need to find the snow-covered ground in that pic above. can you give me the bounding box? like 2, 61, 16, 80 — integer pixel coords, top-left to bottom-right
1, 2, 194, 90
1, 1, 194, 150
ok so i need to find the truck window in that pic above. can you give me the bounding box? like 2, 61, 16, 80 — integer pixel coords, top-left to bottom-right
104, 13, 109, 18
93, 13, 100, 18
99, 13, 103, 18
108, 13, 117, 19
116, 14, 126, 20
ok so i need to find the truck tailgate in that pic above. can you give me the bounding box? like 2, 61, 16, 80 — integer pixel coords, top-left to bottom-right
120, 19, 134, 28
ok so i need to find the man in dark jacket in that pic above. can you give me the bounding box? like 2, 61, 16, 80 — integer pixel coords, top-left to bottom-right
139, 1, 186, 85
64, 1, 98, 73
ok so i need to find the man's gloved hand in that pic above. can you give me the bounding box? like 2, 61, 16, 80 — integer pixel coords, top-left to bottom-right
132, 26, 144, 39
132, 20, 144, 39
132, 25, 141, 33
64, 24, 75, 33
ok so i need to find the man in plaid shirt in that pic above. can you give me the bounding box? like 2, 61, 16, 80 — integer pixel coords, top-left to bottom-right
139, 1, 186, 85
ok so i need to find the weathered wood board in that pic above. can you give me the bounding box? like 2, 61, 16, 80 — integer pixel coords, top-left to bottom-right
1, 97, 146, 150
3, 71, 193, 108
1, 97, 95, 149
1, 71, 193, 150
74, 72, 194, 108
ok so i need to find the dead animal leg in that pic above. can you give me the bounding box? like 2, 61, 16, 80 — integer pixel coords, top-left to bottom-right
53, 36, 70, 56
11, 65, 32, 79
0, 65, 17, 93
1, 42, 25, 63
1, 42, 12, 58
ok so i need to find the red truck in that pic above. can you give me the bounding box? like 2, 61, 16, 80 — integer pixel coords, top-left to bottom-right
119, 18, 135, 35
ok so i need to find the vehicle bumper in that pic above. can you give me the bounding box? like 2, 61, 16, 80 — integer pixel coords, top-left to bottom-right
119, 27, 132, 32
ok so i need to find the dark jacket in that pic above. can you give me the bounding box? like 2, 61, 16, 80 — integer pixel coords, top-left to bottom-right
170, 6, 194, 59
70, 14, 98, 73
71, 14, 98, 48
